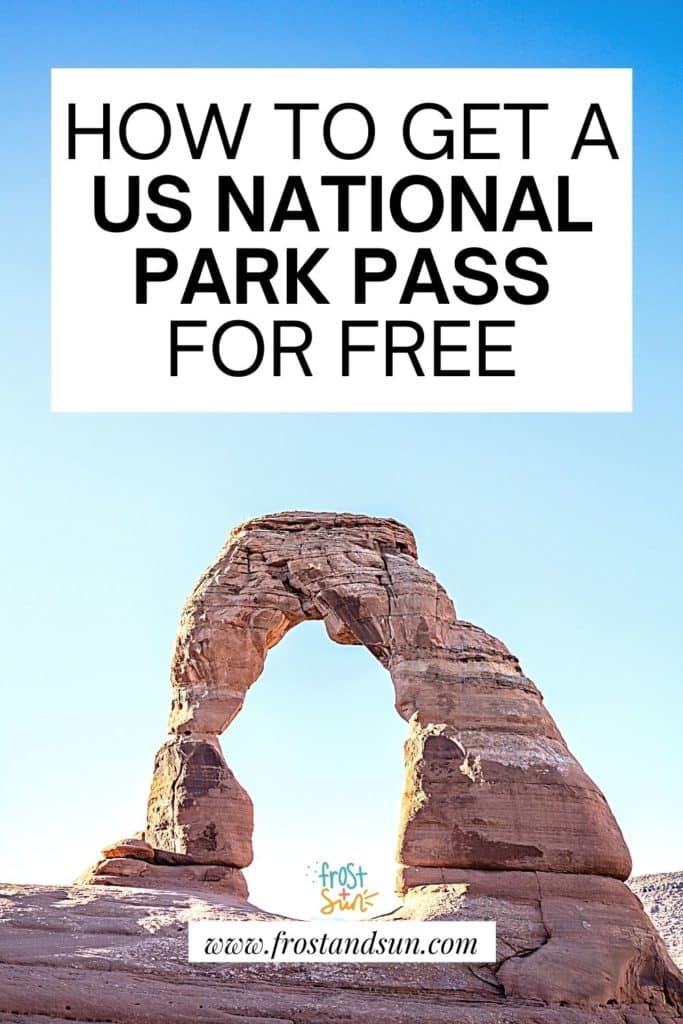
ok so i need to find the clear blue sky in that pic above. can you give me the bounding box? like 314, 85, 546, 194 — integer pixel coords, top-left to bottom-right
0, 1, 681, 917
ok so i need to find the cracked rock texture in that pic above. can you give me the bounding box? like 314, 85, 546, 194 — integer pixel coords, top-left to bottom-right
147, 511, 632, 880
9, 511, 680, 1021
0, 879, 681, 1023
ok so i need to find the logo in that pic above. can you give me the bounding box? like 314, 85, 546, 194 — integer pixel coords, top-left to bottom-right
309, 860, 379, 916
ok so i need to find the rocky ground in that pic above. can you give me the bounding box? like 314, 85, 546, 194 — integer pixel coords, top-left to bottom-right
5, 514, 678, 1022
0, 872, 681, 1024
629, 872, 683, 971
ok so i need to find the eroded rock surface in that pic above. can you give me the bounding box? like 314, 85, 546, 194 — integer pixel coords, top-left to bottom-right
147, 735, 253, 867
61, 510, 683, 1019
145, 511, 632, 881
393, 875, 683, 1009
0, 882, 681, 1023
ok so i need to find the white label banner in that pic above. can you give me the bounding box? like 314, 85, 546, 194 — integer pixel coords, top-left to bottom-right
51, 67, 631, 412
188, 920, 497, 963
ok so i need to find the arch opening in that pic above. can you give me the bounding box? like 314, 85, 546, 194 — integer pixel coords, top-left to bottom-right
77, 513, 683, 1015
140, 511, 633, 907
223, 618, 405, 917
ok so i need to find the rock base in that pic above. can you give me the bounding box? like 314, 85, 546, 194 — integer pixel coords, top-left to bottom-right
79, 857, 248, 899
391, 874, 683, 1010
77, 835, 249, 899
1, 882, 681, 1024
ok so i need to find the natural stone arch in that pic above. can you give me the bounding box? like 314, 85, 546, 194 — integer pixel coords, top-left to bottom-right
144, 511, 631, 886
80, 511, 683, 1013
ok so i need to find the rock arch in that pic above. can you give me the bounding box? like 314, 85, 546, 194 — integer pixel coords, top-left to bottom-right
82, 511, 683, 1013
144, 511, 630, 884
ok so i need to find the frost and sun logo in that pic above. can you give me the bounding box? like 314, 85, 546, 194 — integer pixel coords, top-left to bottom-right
306, 861, 379, 916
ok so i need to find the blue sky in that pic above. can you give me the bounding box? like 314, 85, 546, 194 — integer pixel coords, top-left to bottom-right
0, 0, 681, 917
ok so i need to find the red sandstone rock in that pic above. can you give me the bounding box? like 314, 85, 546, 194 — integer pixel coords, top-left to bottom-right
70, 511, 682, 1019
101, 838, 155, 862
79, 857, 248, 898
152, 847, 196, 865
146, 734, 253, 867
393, 874, 683, 1009
397, 712, 631, 877
154, 511, 631, 880
0, 882, 680, 1023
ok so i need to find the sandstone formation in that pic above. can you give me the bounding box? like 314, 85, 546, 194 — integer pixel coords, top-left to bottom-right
392, 874, 682, 1008
78, 831, 249, 899
72, 510, 682, 1019
0, 880, 681, 1024
146, 511, 631, 879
